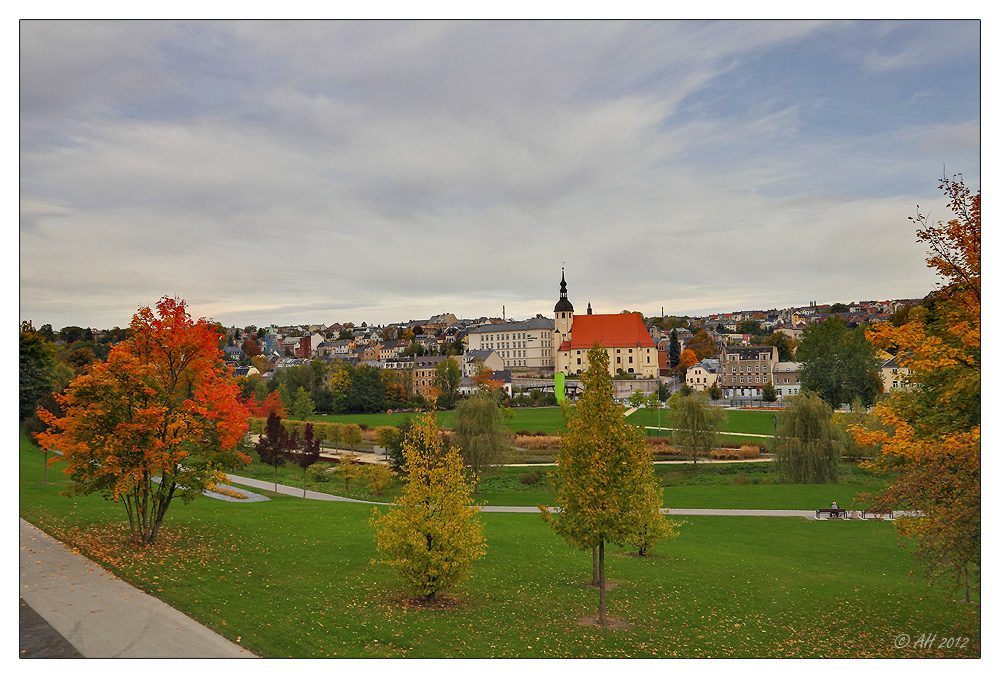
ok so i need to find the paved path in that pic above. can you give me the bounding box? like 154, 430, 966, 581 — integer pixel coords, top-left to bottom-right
19, 518, 256, 658
222, 474, 866, 521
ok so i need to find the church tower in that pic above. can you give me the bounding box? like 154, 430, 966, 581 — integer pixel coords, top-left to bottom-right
553, 268, 574, 353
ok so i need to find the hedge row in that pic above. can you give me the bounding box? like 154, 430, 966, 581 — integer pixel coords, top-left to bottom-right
247, 418, 373, 445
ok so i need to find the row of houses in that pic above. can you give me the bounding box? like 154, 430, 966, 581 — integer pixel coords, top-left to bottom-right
685, 345, 910, 400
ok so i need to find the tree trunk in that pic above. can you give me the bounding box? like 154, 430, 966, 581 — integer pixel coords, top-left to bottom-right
592, 544, 599, 586
598, 540, 607, 626
303, 468, 307, 498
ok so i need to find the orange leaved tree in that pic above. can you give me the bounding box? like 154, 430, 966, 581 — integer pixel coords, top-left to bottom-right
37, 296, 250, 544
852, 175, 980, 602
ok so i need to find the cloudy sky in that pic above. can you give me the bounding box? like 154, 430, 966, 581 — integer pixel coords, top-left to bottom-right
19, 20, 980, 330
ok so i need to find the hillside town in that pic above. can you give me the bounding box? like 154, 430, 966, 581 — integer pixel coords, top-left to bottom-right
46, 270, 920, 411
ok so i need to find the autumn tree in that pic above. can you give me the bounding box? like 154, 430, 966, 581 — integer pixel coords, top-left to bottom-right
253, 390, 287, 419
762, 331, 797, 362
669, 391, 726, 466
338, 452, 362, 490
772, 392, 840, 484
242, 337, 262, 357
256, 412, 292, 492
542, 344, 662, 626
678, 348, 698, 374
852, 175, 980, 602
471, 362, 504, 392
365, 463, 396, 496
626, 474, 680, 557
370, 412, 486, 602
796, 317, 882, 409
451, 391, 512, 492
292, 423, 322, 497
685, 330, 718, 361
37, 297, 250, 544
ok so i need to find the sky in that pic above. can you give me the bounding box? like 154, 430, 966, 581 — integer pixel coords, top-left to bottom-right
19, 19, 981, 331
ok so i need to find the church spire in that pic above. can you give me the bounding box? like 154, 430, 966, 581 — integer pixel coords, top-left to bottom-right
554, 267, 574, 313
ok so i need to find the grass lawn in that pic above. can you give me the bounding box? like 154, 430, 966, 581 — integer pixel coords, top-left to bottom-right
20, 437, 979, 658
317, 406, 778, 448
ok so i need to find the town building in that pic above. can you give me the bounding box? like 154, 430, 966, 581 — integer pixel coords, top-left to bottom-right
772, 361, 802, 398
461, 349, 505, 378
466, 316, 556, 372
686, 358, 720, 392
880, 356, 912, 392
717, 345, 779, 398
412, 355, 452, 398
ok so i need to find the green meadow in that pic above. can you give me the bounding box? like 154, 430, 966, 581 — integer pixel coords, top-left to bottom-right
20, 435, 979, 658
314, 405, 779, 447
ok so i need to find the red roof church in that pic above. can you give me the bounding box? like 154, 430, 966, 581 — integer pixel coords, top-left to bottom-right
552, 270, 659, 378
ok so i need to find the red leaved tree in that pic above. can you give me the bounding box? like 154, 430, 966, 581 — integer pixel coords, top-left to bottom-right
292, 423, 322, 497
37, 296, 250, 544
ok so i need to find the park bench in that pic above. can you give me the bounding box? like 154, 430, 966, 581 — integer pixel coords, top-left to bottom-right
815, 508, 848, 519
861, 508, 893, 520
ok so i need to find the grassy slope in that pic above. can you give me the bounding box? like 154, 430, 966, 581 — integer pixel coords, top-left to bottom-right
20, 436, 978, 658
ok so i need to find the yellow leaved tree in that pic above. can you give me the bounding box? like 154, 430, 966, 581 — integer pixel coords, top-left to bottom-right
542, 344, 676, 626
370, 411, 485, 603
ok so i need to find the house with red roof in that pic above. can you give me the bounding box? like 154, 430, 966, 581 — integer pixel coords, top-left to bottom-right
551, 270, 659, 378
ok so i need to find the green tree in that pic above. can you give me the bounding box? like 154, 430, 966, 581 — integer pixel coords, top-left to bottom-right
349, 364, 386, 413
452, 392, 512, 492
707, 382, 722, 400
797, 317, 882, 408
542, 345, 660, 626
668, 391, 726, 466
668, 329, 681, 368
762, 382, 778, 402
370, 412, 486, 602
377, 422, 408, 470
291, 386, 316, 420
342, 423, 363, 451
20, 322, 56, 423
772, 392, 840, 484
433, 357, 461, 408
